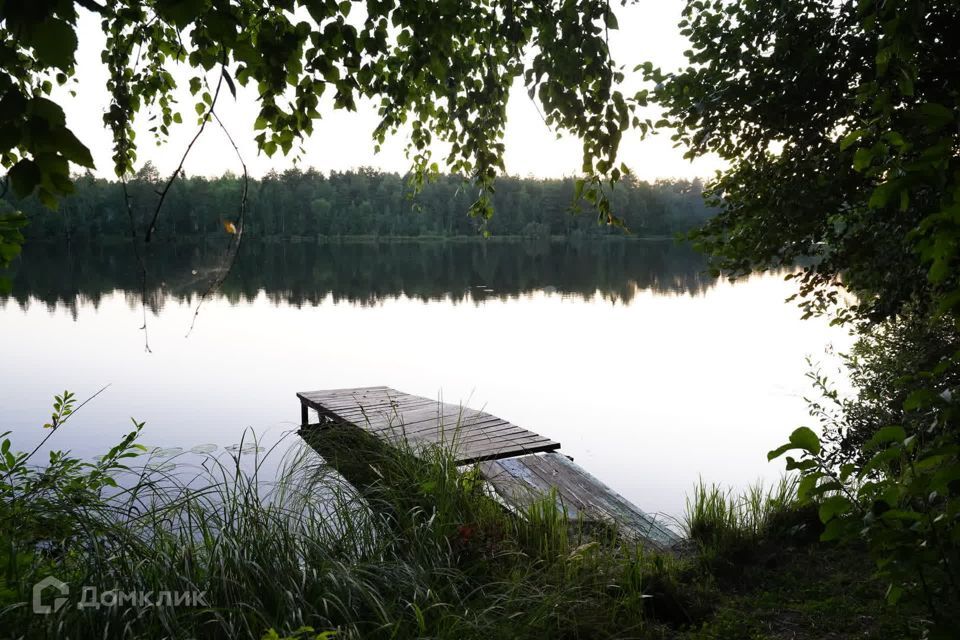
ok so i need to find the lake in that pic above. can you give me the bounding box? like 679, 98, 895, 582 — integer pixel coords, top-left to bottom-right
0, 238, 849, 520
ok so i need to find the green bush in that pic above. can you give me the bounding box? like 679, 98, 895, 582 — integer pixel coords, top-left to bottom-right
769, 326, 960, 634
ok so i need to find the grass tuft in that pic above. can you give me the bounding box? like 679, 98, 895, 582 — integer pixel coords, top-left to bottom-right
683, 476, 809, 566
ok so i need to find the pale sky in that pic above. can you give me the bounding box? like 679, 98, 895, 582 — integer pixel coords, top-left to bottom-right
62, 2, 724, 182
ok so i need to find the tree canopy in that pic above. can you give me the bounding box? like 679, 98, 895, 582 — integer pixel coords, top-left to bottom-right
649, 0, 959, 324
647, 0, 960, 628
0, 0, 640, 283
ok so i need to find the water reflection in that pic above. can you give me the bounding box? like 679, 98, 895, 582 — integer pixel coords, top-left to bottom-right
4, 239, 715, 314
0, 238, 843, 519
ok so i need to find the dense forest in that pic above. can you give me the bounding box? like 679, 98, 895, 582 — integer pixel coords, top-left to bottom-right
7, 166, 713, 241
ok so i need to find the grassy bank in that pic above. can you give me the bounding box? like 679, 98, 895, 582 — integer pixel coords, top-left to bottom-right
0, 397, 924, 639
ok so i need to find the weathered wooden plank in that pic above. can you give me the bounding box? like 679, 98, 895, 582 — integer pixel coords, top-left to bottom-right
360, 410, 505, 435
306, 390, 430, 408
302, 390, 489, 425
363, 417, 557, 459
368, 418, 518, 444
318, 397, 438, 416
299, 386, 390, 402
300, 393, 439, 425
306, 393, 479, 424
316, 402, 442, 426
438, 421, 535, 445
485, 453, 622, 529
374, 426, 559, 463
460, 441, 548, 460
480, 452, 680, 550
325, 409, 485, 439
304, 396, 520, 449
453, 438, 561, 463
298, 387, 557, 464
480, 454, 571, 510
344, 410, 501, 440
522, 455, 598, 508
452, 430, 555, 451
301, 385, 390, 395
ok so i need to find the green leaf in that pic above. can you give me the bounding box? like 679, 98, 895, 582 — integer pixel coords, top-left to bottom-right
155, 0, 208, 29
914, 453, 943, 471
839, 463, 857, 482
903, 389, 938, 411
8, 159, 42, 197
767, 442, 794, 461
27, 18, 78, 70
883, 130, 906, 149
853, 147, 874, 171
864, 426, 906, 450
917, 103, 954, 130
818, 495, 851, 522
790, 426, 820, 454
885, 584, 903, 605
57, 128, 94, 168
221, 68, 237, 99
807, 479, 842, 498
897, 73, 914, 96
899, 189, 909, 211
605, 8, 619, 30
868, 182, 894, 209
879, 509, 922, 522
860, 447, 901, 477
769, 428, 820, 461
931, 465, 960, 492
839, 129, 865, 150
797, 473, 821, 502
819, 518, 847, 542
785, 457, 818, 471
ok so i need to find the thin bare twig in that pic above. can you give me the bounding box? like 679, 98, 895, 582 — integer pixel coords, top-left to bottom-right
185, 100, 249, 338
120, 176, 152, 353
144, 67, 225, 243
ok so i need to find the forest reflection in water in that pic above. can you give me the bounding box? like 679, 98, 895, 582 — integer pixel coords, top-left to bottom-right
4, 238, 716, 315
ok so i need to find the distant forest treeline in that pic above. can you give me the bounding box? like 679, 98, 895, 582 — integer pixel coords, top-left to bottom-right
8, 165, 714, 241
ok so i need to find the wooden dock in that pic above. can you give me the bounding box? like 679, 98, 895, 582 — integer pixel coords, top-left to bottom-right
298, 386, 680, 550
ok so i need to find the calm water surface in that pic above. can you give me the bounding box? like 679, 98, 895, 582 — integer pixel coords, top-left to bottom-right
1, 239, 849, 518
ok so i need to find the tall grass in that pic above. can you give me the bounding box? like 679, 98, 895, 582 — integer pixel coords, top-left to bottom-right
683, 476, 805, 563
1, 420, 688, 639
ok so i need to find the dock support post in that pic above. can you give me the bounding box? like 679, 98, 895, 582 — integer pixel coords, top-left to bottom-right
301, 402, 309, 427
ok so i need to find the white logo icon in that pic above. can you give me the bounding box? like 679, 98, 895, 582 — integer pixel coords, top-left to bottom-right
32, 576, 69, 614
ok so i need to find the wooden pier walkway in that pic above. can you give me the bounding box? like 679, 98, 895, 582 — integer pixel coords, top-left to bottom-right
298, 386, 680, 550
